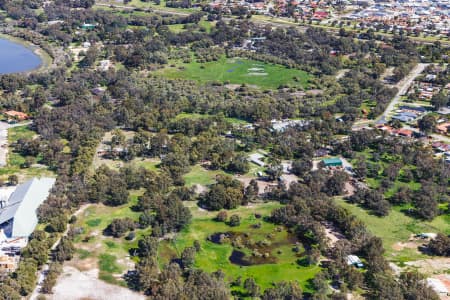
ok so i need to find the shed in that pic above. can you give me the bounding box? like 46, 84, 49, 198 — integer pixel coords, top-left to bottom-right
0, 177, 56, 238
322, 157, 343, 167
347, 255, 364, 268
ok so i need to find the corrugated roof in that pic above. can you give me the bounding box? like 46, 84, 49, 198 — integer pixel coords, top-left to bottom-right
0, 177, 55, 237
322, 157, 342, 164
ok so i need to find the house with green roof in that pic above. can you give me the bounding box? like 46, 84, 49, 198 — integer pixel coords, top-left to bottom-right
321, 157, 343, 168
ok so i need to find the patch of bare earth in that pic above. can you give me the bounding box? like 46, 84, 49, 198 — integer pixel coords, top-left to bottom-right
50, 266, 145, 300
237, 177, 275, 195
405, 257, 450, 275
322, 221, 345, 247
392, 241, 422, 252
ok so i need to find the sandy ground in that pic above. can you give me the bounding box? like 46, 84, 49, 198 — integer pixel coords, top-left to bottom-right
405, 257, 450, 275
431, 274, 450, 300
0, 122, 10, 167
50, 266, 145, 300
322, 221, 345, 247
237, 177, 275, 195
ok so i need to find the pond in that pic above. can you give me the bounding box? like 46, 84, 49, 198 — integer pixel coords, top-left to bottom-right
0, 38, 42, 74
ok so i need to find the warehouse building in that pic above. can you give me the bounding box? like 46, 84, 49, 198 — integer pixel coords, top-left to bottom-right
0, 177, 56, 238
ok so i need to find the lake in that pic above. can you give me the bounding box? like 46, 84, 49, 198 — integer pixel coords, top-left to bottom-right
0, 38, 42, 74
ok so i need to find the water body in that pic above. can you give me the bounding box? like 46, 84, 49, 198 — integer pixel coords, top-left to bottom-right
0, 38, 42, 74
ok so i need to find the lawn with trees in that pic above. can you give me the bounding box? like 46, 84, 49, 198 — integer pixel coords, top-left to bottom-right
158, 56, 311, 89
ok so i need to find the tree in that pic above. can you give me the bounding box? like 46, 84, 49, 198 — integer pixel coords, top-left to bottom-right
8, 174, 18, 186
41, 262, 62, 294
400, 271, 439, 300
181, 246, 196, 268
427, 233, 450, 256
266, 160, 283, 181
291, 159, 312, 177
215, 210, 228, 222
418, 115, 436, 134
54, 237, 75, 262
244, 179, 259, 202
262, 281, 302, 300
104, 218, 136, 238
228, 214, 240, 227
323, 171, 349, 196
431, 92, 449, 110
244, 277, 260, 297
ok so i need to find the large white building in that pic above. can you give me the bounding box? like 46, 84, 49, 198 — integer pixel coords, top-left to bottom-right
0, 177, 56, 238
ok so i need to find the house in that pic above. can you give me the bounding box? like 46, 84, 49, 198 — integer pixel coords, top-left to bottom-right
394, 128, 414, 137
0, 178, 56, 238
0, 251, 17, 273
81, 23, 96, 30
436, 122, 450, 135
248, 153, 265, 167
3, 111, 29, 121
322, 157, 343, 168
347, 255, 364, 268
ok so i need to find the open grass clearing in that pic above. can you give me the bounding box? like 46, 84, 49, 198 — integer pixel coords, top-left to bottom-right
158, 56, 310, 90
0, 125, 54, 180
159, 201, 320, 293
175, 112, 251, 125
335, 198, 450, 264
183, 164, 225, 187
71, 190, 151, 286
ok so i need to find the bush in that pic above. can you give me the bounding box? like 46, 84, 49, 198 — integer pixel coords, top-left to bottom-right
215, 211, 228, 222
104, 218, 136, 238
228, 214, 240, 227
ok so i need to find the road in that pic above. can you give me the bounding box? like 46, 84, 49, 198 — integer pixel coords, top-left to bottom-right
30, 204, 92, 300
376, 63, 429, 124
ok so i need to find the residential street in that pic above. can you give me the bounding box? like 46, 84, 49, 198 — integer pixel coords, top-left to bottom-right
377, 63, 429, 124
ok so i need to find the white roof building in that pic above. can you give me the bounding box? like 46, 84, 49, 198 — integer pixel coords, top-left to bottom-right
0, 177, 56, 238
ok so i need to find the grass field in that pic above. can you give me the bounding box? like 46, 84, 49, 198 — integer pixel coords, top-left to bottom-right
335, 198, 450, 263
72, 191, 151, 285
159, 56, 310, 90
183, 164, 225, 187
175, 112, 251, 125
159, 202, 320, 294
0, 125, 54, 178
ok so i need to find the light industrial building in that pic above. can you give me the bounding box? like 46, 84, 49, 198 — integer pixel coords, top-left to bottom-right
0, 177, 56, 238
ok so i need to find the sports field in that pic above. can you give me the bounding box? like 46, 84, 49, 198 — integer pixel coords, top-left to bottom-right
159, 56, 310, 89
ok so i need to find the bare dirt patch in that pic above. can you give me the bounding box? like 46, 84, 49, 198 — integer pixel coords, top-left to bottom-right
322, 221, 345, 247
50, 266, 145, 300
392, 241, 422, 251
237, 177, 275, 195
405, 257, 450, 275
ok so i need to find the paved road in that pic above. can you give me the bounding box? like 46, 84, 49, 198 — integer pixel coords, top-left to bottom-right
376, 63, 429, 124
30, 204, 92, 300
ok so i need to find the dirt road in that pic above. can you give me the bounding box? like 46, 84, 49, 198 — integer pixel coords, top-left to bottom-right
30, 204, 92, 300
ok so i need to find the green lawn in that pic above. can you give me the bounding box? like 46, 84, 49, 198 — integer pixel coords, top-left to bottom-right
175, 112, 251, 125
183, 164, 225, 187
159, 202, 320, 294
158, 56, 310, 90
335, 198, 450, 263
0, 125, 54, 178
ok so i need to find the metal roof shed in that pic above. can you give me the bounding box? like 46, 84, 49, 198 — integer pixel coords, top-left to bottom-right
0, 177, 55, 238
322, 157, 343, 167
